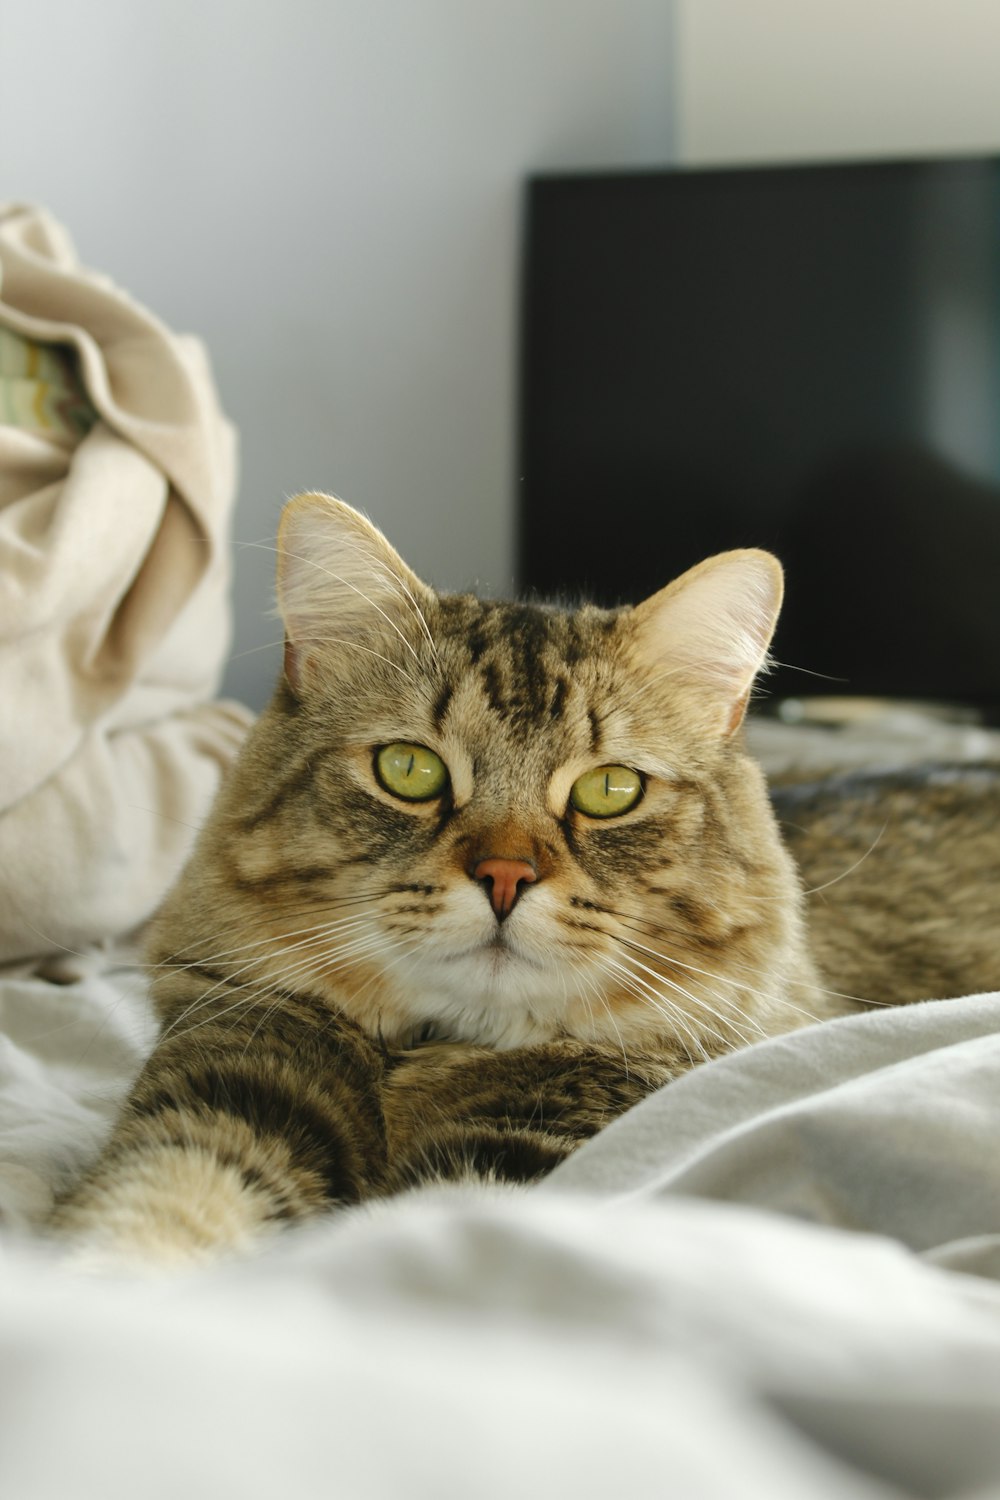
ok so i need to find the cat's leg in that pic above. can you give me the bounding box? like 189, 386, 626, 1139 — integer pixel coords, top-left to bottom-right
382, 1040, 680, 1190
53, 988, 388, 1269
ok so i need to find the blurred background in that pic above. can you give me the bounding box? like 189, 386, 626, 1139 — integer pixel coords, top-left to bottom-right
4, 0, 1000, 710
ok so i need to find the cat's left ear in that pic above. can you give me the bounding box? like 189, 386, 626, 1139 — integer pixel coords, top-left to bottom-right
276, 491, 436, 693
627, 549, 784, 736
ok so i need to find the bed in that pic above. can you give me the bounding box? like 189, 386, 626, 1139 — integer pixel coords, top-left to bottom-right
4, 203, 1000, 1500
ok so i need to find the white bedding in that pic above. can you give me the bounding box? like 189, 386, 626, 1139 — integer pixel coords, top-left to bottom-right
2, 944, 1000, 1500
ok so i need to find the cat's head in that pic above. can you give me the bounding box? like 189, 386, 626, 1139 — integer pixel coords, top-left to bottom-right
179, 492, 813, 1053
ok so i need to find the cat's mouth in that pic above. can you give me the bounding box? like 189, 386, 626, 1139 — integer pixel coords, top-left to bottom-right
483, 928, 543, 965
443, 929, 542, 971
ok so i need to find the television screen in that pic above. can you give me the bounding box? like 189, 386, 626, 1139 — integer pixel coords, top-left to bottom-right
518, 159, 1000, 715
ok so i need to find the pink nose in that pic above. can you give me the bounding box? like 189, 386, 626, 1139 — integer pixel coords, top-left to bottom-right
473, 857, 537, 919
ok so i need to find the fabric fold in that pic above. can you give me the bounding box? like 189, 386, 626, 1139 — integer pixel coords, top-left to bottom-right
0, 204, 253, 961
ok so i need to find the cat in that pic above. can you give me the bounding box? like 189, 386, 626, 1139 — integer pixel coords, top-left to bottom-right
54, 492, 1000, 1266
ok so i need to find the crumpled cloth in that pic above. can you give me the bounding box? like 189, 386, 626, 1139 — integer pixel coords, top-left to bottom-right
0, 204, 253, 962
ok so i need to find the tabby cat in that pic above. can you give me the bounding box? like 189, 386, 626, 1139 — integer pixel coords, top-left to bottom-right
56, 493, 1000, 1266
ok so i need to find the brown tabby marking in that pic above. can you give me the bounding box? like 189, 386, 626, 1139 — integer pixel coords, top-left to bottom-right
54, 494, 999, 1267
776, 765, 1000, 1007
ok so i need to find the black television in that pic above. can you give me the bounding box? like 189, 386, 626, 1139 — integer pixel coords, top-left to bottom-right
517, 158, 1000, 717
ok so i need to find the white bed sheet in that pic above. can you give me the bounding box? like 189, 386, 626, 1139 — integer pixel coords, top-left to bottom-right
2, 949, 1000, 1500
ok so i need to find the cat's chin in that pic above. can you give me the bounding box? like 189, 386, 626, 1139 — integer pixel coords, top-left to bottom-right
391, 940, 565, 1050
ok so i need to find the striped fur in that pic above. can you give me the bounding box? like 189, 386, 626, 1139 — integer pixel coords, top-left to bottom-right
55, 494, 999, 1266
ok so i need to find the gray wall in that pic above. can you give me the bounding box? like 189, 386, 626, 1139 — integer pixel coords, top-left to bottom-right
677, 0, 1000, 166
3, 0, 676, 708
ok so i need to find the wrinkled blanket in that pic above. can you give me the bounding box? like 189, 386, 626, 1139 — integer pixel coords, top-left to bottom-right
2, 952, 1000, 1500
0, 204, 252, 961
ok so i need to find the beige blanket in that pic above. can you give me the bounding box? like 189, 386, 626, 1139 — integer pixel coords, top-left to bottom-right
0, 205, 253, 962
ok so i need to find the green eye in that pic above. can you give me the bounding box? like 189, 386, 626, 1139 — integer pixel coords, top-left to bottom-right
570, 765, 643, 818
375, 743, 449, 801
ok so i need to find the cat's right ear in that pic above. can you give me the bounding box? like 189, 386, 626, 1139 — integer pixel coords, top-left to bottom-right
276, 492, 435, 694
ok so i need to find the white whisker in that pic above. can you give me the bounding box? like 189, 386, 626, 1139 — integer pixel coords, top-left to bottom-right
170, 926, 401, 1047
594, 953, 710, 1065
158, 912, 377, 1044
798, 822, 889, 899
614, 916, 859, 1017
292, 634, 416, 681
612, 943, 767, 1050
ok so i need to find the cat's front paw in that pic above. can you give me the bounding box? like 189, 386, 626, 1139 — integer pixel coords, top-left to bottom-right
51, 1146, 285, 1273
